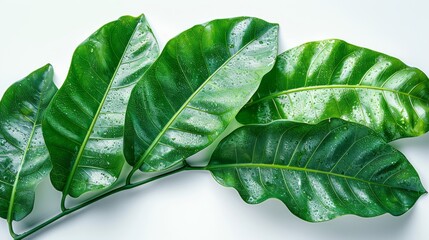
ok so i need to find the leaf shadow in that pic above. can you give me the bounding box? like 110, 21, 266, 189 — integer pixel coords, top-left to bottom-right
16, 170, 422, 240
242, 196, 415, 240
19, 171, 197, 239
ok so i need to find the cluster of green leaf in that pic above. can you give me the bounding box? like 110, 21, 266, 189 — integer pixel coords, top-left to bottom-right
0, 14, 428, 239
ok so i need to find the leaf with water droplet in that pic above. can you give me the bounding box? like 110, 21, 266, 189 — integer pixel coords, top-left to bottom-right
237, 39, 429, 141
207, 119, 426, 222
0, 65, 57, 221
42, 15, 160, 198
124, 17, 279, 173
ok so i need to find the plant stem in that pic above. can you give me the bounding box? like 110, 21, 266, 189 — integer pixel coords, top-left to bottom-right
126, 167, 137, 185
184, 166, 206, 171
60, 194, 68, 212
10, 167, 187, 240
8, 219, 17, 239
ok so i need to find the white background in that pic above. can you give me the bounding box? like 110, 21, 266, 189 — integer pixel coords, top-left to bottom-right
1, 0, 429, 239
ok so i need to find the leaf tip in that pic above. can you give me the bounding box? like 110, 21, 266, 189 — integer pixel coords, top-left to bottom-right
37, 63, 54, 79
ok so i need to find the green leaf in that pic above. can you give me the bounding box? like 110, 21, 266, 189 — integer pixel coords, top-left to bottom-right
0, 65, 57, 221
124, 17, 279, 173
42, 15, 159, 198
237, 39, 429, 141
207, 119, 426, 222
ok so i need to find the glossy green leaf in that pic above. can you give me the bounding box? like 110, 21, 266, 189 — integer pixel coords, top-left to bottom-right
124, 17, 279, 173
237, 39, 429, 141
42, 15, 159, 198
208, 119, 426, 222
0, 65, 57, 221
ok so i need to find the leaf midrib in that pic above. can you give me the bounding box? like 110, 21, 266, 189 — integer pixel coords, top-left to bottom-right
62, 18, 142, 198
132, 25, 277, 171
246, 84, 427, 107
206, 163, 421, 193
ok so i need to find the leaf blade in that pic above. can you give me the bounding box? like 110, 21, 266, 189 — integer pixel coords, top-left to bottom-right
208, 119, 426, 222
124, 17, 279, 173
237, 39, 429, 141
43, 15, 159, 198
0, 65, 57, 221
